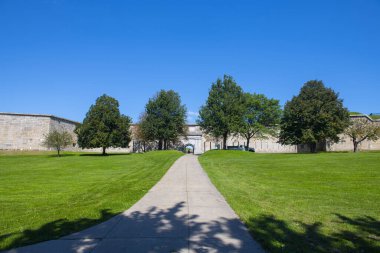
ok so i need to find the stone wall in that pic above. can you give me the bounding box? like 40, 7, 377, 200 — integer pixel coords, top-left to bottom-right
327, 116, 380, 152
2, 113, 379, 153
327, 134, 380, 152
49, 116, 78, 149
201, 135, 297, 153
0, 113, 78, 151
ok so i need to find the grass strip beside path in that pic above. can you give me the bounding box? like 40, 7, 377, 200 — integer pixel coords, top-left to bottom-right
199, 150, 380, 253
0, 151, 183, 250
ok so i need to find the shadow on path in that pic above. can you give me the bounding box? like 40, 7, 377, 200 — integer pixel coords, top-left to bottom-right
2, 201, 378, 252
2, 202, 260, 252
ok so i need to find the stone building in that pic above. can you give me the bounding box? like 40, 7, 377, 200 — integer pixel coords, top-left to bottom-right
129, 124, 205, 154
327, 115, 380, 152
129, 124, 297, 154
195, 128, 297, 154
1, 112, 379, 153
0, 112, 78, 150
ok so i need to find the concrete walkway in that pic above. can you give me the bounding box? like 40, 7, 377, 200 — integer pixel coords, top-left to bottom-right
6, 155, 264, 253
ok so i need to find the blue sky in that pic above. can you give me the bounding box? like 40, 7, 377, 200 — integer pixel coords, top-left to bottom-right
1, 0, 379, 123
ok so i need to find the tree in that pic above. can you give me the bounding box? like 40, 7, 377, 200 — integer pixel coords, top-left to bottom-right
198, 75, 245, 149
139, 90, 187, 150
133, 113, 152, 152
239, 93, 282, 149
43, 129, 73, 157
345, 117, 380, 152
279, 80, 350, 153
75, 94, 132, 155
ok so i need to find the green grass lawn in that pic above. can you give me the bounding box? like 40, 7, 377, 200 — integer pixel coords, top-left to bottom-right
0, 150, 183, 250
199, 151, 380, 253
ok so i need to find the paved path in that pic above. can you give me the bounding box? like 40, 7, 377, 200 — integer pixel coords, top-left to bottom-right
6, 155, 264, 253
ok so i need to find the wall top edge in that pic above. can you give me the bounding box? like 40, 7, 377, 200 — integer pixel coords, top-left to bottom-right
2, 112, 377, 126
0, 112, 80, 125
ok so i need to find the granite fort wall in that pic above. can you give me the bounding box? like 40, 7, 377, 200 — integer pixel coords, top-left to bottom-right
1, 113, 379, 153
326, 135, 380, 152
327, 116, 380, 152
0, 113, 78, 150
201, 135, 297, 153
49, 116, 78, 148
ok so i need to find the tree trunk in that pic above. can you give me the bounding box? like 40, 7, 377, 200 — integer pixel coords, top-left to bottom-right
246, 138, 250, 150
309, 143, 317, 153
163, 139, 167, 150
57, 148, 60, 157
223, 133, 228, 150
143, 141, 146, 152
158, 140, 163, 150
102, 147, 106, 155
353, 141, 358, 153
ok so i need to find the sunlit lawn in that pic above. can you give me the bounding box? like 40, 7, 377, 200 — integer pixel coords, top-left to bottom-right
0, 150, 183, 250
199, 150, 380, 253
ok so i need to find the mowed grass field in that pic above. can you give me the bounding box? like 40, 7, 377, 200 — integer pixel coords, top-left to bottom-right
199, 151, 380, 253
0, 150, 183, 250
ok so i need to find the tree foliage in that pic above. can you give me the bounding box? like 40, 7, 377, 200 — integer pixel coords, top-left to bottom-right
75, 94, 132, 155
133, 113, 155, 152
239, 93, 282, 148
198, 75, 245, 149
43, 129, 73, 157
139, 90, 187, 150
279, 80, 350, 152
345, 117, 380, 152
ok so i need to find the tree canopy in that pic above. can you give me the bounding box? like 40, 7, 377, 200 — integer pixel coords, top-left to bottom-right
43, 129, 73, 157
139, 90, 187, 150
198, 75, 245, 149
238, 93, 282, 148
75, 94, 132, 155
279, 80, 350, 152
345, 117, 380, 152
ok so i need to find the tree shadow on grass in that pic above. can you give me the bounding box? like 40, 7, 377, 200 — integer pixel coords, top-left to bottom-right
1, 202, 262, 252
0, 209, 117, 251
45, 153, 131, 158
79, 153, 131, 157
3, 201, 378, 253
46, 153, 78, 158
247, 214, 380, 253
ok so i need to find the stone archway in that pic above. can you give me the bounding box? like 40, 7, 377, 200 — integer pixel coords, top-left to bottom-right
180, 134, 203, 154
183, 143, 195, 154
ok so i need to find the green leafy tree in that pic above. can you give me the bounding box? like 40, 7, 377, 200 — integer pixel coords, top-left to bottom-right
279, 80, 350, 152
198, 75, 245, 149
345, 117, 380, 152
239, 93, 282, 149
75, 94, 132, 155
140, 90, 187, 150
133, 113, 154, 152
43, 129, 73, 157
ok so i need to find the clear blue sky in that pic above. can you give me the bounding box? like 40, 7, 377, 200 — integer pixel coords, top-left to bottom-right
1, 0, 379, 123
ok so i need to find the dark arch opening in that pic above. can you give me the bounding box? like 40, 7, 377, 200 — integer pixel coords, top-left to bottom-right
183, 143, 195, 154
